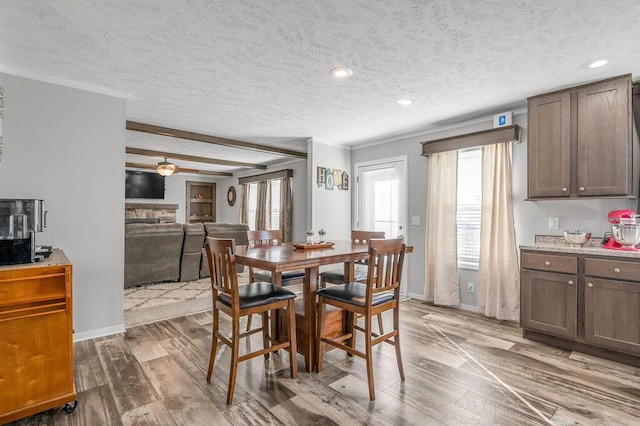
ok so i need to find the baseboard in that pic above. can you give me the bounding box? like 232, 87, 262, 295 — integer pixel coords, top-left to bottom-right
407, 292, 426, 300
73, 324, 125, 342
457, 303, 481, 313
405, 294, 480, 314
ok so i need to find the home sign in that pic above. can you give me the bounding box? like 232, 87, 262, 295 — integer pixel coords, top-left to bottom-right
317, 167, 349, 191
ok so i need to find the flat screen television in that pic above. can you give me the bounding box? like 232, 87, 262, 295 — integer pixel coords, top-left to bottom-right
125, 171, 165, 199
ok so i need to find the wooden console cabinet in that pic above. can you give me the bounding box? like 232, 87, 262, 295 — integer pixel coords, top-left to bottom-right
0, 250, 76, 424
521, 248, 640, 366
527, 74, 639, 199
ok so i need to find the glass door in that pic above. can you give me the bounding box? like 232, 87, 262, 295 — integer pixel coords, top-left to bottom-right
355, 157, 408, 293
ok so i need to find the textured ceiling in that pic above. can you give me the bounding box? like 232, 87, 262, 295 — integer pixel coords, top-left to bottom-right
1, 0, 640, 173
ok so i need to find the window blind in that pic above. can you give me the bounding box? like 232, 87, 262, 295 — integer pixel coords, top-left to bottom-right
456, 148, 482, 269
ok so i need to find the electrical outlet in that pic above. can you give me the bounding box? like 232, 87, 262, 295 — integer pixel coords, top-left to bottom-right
549, 216, 560, 230
467, 283, 474, 294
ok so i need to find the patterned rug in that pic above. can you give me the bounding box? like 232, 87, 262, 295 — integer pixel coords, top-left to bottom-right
124, 271, 250, 311
124, 272, 249, 327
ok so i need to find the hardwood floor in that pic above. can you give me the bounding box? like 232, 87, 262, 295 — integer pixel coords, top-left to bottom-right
10, 301, 640, 425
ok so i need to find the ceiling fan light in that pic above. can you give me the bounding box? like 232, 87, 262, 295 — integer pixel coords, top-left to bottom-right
156, 158, 177, 176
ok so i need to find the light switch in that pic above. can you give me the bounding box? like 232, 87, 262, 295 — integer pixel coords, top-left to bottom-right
549, 216, 560, 230
411, 216, 421, 226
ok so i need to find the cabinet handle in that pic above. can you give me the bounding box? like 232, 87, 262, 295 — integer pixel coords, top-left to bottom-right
562, 187, 568, 192
544, 261, 550, 266
587, 283, 594, 288
568, 280, 574, 285
614, 268, 621, 273
579, 187, 585, 192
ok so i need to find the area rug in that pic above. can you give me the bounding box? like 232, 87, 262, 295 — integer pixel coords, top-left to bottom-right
124, 271, 249, 327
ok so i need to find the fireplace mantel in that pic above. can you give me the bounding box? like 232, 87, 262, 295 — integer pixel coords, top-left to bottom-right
125, 203, 178, 223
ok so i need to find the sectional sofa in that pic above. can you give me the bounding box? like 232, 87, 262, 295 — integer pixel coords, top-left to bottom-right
124, 222, 249, 288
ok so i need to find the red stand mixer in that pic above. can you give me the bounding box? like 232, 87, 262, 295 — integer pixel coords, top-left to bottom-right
602, 209, 640, 251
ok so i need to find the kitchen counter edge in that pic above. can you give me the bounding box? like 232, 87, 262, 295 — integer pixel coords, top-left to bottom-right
520, 244, 640, 259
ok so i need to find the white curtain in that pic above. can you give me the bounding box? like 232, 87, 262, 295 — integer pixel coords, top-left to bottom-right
477, 142, 520, 320
239, 184, 249, 225
425, 150, 460, 305
255, 180, 271, 230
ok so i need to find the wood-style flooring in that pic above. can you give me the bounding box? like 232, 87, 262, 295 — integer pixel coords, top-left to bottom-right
9, 301, 640, 425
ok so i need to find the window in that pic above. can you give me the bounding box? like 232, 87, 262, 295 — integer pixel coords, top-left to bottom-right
456, 147, 482, 269
248, 182, 258, 229
246, 179, 282, 231
270, 179, 281, 230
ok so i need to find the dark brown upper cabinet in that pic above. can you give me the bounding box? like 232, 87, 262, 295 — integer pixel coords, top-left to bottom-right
527, 74, 638, 200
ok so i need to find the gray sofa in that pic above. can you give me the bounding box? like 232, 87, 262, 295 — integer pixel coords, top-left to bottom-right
124, 223, 185, 288
180, 223, 206, 282
124, 222, 249, 288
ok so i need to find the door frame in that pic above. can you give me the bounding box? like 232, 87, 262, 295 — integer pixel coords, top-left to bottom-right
353, 155, 409, 294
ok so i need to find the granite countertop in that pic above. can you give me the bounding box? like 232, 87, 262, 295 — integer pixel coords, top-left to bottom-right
520, 243, 640, 258
521, 235, 640, 259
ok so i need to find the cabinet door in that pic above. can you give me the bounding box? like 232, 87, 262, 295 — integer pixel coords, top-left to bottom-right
577, 76, 631, 196
584, 277, 640, 355
527, 92, 572, 198
0, 309, 72, 414
521, 269, 577, 339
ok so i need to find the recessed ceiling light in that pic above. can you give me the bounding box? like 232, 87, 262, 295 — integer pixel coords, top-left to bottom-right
587, 58, 608, 68
329, 67, 353, 79
397, 99, 413, 106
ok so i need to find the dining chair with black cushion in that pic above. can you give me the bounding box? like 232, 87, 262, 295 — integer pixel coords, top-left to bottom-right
318, 230, 385, 287
247, 229, 305, 285
204, 237, 298, 405
316, 238, 406, 401
245, 229, 305, 331
319, 230, 386, 334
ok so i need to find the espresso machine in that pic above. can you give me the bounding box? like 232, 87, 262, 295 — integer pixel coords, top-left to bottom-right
0, 199, 47, 265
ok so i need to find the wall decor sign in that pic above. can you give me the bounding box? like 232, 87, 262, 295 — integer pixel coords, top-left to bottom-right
317, 166, 349, 191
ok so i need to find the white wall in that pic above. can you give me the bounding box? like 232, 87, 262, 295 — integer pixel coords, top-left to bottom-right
216, 159, 308, 243
0, 73, 126, 339
309, 142, 351, 241
352, 111, 637, 304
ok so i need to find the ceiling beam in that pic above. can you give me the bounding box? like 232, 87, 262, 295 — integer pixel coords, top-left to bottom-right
125, 162, 233, 177
126, 121, 308, 159
126, 147, 267, 169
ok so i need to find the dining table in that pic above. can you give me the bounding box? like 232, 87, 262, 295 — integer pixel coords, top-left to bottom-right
234, 240, 370, 372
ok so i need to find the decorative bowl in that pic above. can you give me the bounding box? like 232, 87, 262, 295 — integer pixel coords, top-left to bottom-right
563, 230, 591, 247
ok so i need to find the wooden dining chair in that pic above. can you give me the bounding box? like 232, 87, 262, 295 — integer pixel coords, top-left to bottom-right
204, 237, 297, 405
247, 229, 305, 285
245, 229, 305, 331
319, 230, 386, 333
316, 238, 406, 401
319, 230, 385, 287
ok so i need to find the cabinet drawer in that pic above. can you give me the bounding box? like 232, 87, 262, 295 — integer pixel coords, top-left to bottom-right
522, 252, 577, 274
585, 258, 640, 281
0, 266, 69, 307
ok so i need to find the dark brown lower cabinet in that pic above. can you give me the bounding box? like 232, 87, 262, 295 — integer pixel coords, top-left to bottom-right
521, 269, 577, 339
584, 277, 640, 354
520, 249, 640, 367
